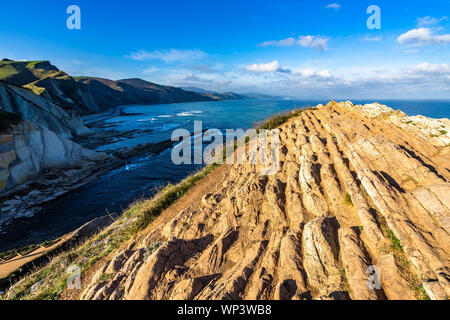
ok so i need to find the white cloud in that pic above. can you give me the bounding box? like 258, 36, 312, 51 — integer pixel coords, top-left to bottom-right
300, 69, 333, 80
397, 28, 450, 47
136, 60, 450, 99
181, 73, 232, 87
245, 60, 289, 73
190, 64, 224, 74
260, 35, 329, 51
362, 35, 383, 42
260, 37, 296, 47
268, 62, 450, 97
143, 67, 159, 74
298, 36, 329, 51
410, 62, 450, 74
325, 3, 341, 10
346, 62, 450, 90
127, 49, 207, 63
417, 16, 448, 27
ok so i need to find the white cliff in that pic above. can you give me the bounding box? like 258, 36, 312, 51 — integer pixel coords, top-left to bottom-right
0, 82, 91, 138
0, 119, 108, 192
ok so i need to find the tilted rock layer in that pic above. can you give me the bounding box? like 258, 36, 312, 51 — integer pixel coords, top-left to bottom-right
0, 119, 108, 192
0, 81, 90, 137
81, 101, 450, 300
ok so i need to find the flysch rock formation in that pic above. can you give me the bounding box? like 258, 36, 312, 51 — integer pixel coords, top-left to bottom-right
0, 81, 91, 138
79, 101, 449, 300
0, 118, 111, 229
0, 80, 115, 230
0, 119, 108, 192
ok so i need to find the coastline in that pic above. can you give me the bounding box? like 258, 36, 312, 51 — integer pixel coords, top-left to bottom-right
0, 101, 449, 300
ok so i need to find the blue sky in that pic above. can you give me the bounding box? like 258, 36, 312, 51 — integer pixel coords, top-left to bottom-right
1, 0, 450, 99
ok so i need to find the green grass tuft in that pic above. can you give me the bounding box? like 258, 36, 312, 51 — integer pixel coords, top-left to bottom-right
342, 193, 353, 206
384, 227, 403, 252
255, 107, 316, 131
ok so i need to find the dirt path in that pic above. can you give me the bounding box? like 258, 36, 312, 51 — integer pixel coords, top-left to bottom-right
0, 234, 73, 279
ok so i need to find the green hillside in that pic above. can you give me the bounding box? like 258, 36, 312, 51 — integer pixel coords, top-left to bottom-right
0, 59, 64, 95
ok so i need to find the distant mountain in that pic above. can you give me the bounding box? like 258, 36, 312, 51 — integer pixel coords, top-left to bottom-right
0, 59, 217, 115
75, 77, 214, 113
182, 86, 210, 94
182, 87, 248, 101
183, 87, 286, 100
242, 92, 285, 100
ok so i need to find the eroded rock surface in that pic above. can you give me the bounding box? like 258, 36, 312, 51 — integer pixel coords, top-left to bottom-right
0, 117, 113, 229
0, 81, 90, 137
81, 101, 450, 300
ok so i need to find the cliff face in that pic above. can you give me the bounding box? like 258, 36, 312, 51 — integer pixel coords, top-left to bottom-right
0, 60, 222, 115
0, 79, 110, 194
0, 60, 101, 114
0, 81, 91, 138
80, 101, 449, 300
0, 116, 108, 192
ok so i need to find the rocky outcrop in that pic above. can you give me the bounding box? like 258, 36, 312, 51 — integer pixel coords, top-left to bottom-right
0, 81, 91, 137
0, 115, 115, 230
0, 119, 107, 192
80, 101, 449, 300
339, 101, 450, 147
0, 75, 114, 230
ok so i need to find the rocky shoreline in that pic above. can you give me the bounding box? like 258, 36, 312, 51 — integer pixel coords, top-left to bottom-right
76, 101, 449, 300
0, 109, 204, 249
0, 155, 124, 234
1, 101, 449, 300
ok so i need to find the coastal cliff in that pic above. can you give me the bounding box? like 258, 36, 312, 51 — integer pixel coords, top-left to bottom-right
0, 115, 108, 191
0, 109, 115, 234
4, 101, 448, 300
0, 79, 109, 196
0, 59, 243, 115
0, 60, 102, 114
0, 81, 90, 137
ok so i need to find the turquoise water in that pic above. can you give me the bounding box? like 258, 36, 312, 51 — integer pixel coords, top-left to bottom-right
1, 99, 449, 251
